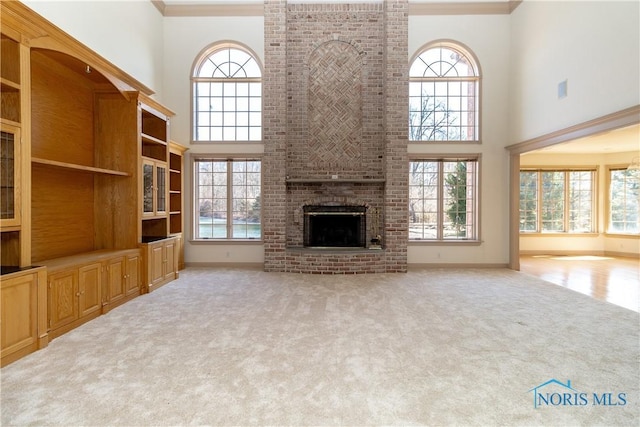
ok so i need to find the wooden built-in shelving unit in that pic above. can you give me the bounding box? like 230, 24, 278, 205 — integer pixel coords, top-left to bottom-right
0, 1, 187, 366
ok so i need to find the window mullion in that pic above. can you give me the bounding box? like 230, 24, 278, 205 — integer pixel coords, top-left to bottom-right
437, 161, 444, 240
227, 160, 233, 239
564, 172, 570, 232
592, 170, 597, 233
536, 172, 542, 233
194, 162, 200, 239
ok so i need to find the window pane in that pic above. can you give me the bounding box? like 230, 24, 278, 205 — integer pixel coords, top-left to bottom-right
249, 82, 261, 96
223, 112, 236, 127
223, 127, 235, 140
197, 127, 210, 141
236, 127, 249, 141
569, 171, 593, 232
196, 161, 227, 239
237, 97, 249, 112
249, 97, 261, 111
196, 82, 210, 97
609, 169, 640, 233
249, 127, 261, 141
541, 171, 565, 232
519, 171, 538, 232
443, 161, 474, 239
237, 113, 249, 127
211, 127, 222, 141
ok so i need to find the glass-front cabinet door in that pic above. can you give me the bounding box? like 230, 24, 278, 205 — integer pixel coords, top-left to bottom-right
142, 160, 154, 216
0, 123, 20, 227
156, 164, 166, 214
142, 158, 167, 217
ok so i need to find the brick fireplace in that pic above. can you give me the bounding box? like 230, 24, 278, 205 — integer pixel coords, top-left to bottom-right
263, 0, 408, 273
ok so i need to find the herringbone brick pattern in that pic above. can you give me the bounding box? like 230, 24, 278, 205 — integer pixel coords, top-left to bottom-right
308, 41, 362, 167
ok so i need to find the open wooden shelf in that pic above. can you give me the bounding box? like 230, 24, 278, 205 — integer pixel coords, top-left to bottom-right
141, 132, 167, 146
31, 157, 130, 176
0, 78, 19, 91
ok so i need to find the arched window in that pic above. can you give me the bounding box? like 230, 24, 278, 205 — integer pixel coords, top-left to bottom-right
192, 43, 262, 142
409, 42, 480, 142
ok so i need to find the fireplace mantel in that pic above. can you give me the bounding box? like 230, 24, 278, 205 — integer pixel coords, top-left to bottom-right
286, 178, 386, 184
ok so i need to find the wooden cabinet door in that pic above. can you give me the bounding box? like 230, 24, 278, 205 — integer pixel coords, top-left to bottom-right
78, 263, 101, 318
142, 159, 155, 216
0, 123, 21, 228
106, 257, 126, 304
156, 163, 167, 214
125, 253, 141, 296
1, 273, 37, 358
163, 240, 176, 281
48, 270, 78, 331
149, 243, 165, 287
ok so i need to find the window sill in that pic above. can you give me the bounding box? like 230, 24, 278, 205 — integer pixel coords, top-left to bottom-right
604, 233, 640, 239
408, 140, 481, 144
519, 233, 599, 237
409, 240, 482, 246
189, 239, 263, 245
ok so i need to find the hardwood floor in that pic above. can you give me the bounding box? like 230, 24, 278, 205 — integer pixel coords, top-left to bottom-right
520, 255, 639, 312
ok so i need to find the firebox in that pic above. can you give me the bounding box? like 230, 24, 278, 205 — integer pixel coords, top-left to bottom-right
303, 205, 367, 248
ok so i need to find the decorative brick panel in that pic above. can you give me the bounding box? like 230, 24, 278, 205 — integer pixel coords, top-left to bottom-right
308, 40, 363, 169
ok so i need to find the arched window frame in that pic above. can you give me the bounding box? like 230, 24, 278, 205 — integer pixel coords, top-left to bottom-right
409, 41, 481, 143
191, 42, 263, 142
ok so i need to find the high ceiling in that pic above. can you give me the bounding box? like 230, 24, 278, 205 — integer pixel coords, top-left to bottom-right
156, 0, 637, 155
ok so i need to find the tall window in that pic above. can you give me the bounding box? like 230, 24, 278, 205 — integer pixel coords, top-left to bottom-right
409, 158, 479, 241
194, 158, 261, 240
519, 170, 595, 233
608, 168, 640, 234
192, 44, 262, 142
409, 42, 480, 142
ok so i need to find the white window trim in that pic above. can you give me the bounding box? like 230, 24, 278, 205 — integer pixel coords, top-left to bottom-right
191, 155, 263, 242
408, 155, 481, 243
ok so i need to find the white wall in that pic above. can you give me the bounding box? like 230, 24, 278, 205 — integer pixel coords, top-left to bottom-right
407, 14, 512, 265
162, 16, 265, 265
23, 0, 165, 98
520, 150, 640, 256
509, 0, 640, 142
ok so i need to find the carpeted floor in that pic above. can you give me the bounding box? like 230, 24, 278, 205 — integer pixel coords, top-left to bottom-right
1, 267, 638, 426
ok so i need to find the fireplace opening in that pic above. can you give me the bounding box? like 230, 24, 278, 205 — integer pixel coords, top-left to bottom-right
304, 205, 366, 248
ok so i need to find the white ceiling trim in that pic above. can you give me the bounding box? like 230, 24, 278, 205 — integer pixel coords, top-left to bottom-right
152, 1, 521, 17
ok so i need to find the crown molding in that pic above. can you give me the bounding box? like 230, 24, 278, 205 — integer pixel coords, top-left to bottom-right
151, 1, 521, 17
153, 1, 263, 17
410, 0, 521, 16
151, 0, 166, 15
